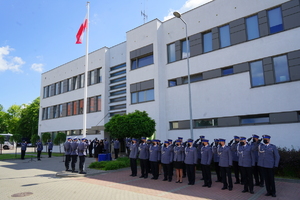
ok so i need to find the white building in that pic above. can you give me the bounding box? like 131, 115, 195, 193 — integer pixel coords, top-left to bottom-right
39, 0, 300, 149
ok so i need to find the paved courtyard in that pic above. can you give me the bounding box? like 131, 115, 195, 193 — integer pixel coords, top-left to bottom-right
0, 155, 299, 200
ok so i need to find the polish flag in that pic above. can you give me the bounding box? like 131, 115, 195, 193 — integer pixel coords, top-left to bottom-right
76, 15, 88, 44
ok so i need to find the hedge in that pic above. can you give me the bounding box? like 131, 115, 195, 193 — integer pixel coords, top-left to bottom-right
89, 157, 131, 171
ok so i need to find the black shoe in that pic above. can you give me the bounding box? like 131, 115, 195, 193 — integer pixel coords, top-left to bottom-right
221, 187, 227, 190
38, 159, 41, 161
129, 174, 134, 176
208, 185, 211, 188
200, 178, 204, 180
255, 183, 260, 186
151, 177, 155, 179
229, 188, 232, 191
242, 190, 249, 193
215, 180, 221, 182
79, 171, 86, 174
139, 175, 144, 178
72, 170, 78, 173
250, 191, 254, 194
202, 185, 208, 187
168, 179, 172, 182
265, 193, 271, 196
260, 184, 264, 187
234, 181, 240, 184
162, 178, 168, 181
272, 194, 276, 197
144, 176, 148, 179
176, 180, 180, 183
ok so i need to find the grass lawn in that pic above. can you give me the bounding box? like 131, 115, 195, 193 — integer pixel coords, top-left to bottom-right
0, 154, 37, 160
41, 152, 64, 157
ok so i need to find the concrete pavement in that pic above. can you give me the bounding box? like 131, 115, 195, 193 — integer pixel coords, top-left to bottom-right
0, 155, 299, 200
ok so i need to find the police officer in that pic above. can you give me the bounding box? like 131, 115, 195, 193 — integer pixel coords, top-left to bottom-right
64, 137, 72, 171
139, 137, 149, 179
201, 138, 213, 188
258, 135, 280, 197
173, 139, 185, 183
250, 134, 264, 187
129, 138, 138, 177
184, 139, 197, 185
178, 137, 186, 178
36, 140, 43, 161
146, 139, 152, 173
212, 139, 222, 182
21, 140, 27, 160
237, 137, 255, 194
104, 138, 109, 153
78, 138, 88, 174
149, 139, 161, 180
194, 135, 205, 180
125, 137, 131, 157
161, 141, 174, 182
88, 140, 93, 157
218, 138, 233, 191
70, 137, 79, 173
113, 139, 120, 159
229, 136, 242, 184
48, 140, 53, 158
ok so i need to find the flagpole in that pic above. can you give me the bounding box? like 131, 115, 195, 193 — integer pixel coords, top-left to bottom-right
83, 2, 89, 138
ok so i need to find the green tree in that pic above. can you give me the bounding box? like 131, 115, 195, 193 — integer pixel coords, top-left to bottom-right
0, 104, 8, 133
0, 135, 4, 155
42, 132, 51, 152
4, 104, 22, 135
54, 132, 66, 153
10, 133, 22, 157
105, 110, 156, 139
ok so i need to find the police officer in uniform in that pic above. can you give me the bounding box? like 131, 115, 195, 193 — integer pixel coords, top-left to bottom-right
161, 140, 174, 182
258, 135, 280, 197
113, 139, 120, 159
36, 140, 43, 161
149, 139, 161, 180
212, 139, 222, 182
129, 138, 138, 177
218, 138, 233, 191
70, 137, 79, 173
184, 139, 197, 185
173, 139, 185, 183
178, 137, 186, 178
201, 138, 213, 188
237, 137, 255, 194
250, 134, 264, 187
64, 137, 72, 171
104, 138, 109, 153
78, 138, 88, 174
194, 135, 205, 180
21, 140, 27, 160
139, 137, 149, 178
229, 136, 242, 184
48, 140, 53, 158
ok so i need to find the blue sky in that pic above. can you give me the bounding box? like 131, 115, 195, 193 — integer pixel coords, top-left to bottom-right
0, 0, 212, 110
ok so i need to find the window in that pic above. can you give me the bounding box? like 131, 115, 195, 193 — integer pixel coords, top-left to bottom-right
273, 55, 290, 83
170, 122, 179, 129
110, 76, 126, 84
48, 85, 51, 97
73, 77, 78, 90
68, 78, 72, 91
53, 106, 57, 118
42, 108, 46, 120
246, 15, 260, 40
167, 43, 176, 63
181, 39, 190, 59
55, 83, 59, 95
110, 83, 126, 90
97, 68, 102, 83
59, 104, 63, 117
67, 103, 71, 116
79, 100, 84, 114
203, 32, 212, 53
110, 96, 126, 103
268, 7, 283, 34
183, 73, 203, 84
43, 87, 48, 98
90, 70, 95, 85
60, 81, 64, 94
47, 107, 51, 119
131, 54, 154, 70
80, 74, 84, 88
89, 97, 95, 112
222, 67, 234, 76
97, 96, 101, 111
110, 104, 126, 110
111, 70, 126, 77
250, 61, 265, 87
73, 101, 77, 115
110, 90, 126, 96
241, 115, 269, 124
169, 80, 177, 87
131, 89, 154, 104
219, 25, 230, 48
111, 63, 126, 71
194, 119, 218, 127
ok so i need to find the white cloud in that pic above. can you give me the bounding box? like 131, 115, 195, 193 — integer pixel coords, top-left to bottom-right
0, 46, 25, 72
164, 0, 213, 21
30, 63, 44, 73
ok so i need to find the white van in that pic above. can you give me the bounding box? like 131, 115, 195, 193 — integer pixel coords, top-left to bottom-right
0, 133, 14, 150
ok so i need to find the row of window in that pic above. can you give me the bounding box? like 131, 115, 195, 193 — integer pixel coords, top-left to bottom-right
167, 7, 284, 63
43, 68, 102, 99
131, 89, 154, 104
42, 96, 101, 120
131, 54, 154, 70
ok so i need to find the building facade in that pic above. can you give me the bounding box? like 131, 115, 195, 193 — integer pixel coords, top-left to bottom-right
39, 0, 300, 149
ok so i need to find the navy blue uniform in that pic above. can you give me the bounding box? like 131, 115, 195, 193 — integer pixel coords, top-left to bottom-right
201, 145, 213, 187
78, 141, 88, 173
48, 141, 53, 158
139, 142, 149, 178
113, 140, 120, 159
218, 145, 233, 190
161, 145, 174, 182
21, 142, 27, 160
212, 144, 221, 182
70, 141, 79, 172
149, 144, 161, 179
129, 142, 138, 176
184, 145, 197, 185
36, 141, 43, 161
64, 140, 72, 171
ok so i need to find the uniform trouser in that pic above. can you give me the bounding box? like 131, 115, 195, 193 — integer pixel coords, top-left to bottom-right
170, 162, 174, 176
150, 161, 159, 179
48, 149, 52, 157
186, 164, 196, 184
262, 167, 276, 195
140, 159, 149, 177
214, 162, 221, 181
198, 159, 204, 178
148, 159, 152, 173
126, 147, 130, 157
182, 163, 186, 176
220, 166, 233, 189
65, 155, 71, 169
114, 148, 119, 159
37, 151, 41, 160
253, 162, 264, 185
79, 156, 85, 172
130, 158, 137, 175
163, 163, 172, 181
71, 155, 78, 170
21, 150, 25, 159
232, 161, 240, 182
240, 166, 254, 191
202, 164, 212, 186
89, 147, 93, 157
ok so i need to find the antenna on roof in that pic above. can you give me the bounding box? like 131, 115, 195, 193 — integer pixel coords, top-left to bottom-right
141, 0, 148, 24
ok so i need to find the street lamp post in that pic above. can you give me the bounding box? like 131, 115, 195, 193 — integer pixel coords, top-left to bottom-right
173, 11, 193, 140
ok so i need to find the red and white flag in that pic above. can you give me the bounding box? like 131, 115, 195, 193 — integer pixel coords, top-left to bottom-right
76, 15, 88, 44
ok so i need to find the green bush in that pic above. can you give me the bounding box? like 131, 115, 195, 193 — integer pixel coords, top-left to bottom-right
277, 147, 300, 179
89, 157, 130, 170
